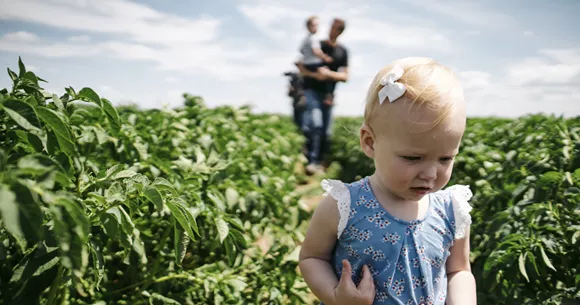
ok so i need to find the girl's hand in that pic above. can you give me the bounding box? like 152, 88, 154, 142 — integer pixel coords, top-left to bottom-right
333, 260, 376, 305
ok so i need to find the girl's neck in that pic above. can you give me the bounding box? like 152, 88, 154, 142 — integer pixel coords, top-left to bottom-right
368, 174, 430, 222
368, 174, 417, 206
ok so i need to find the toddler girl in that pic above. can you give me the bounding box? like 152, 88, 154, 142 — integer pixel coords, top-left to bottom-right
298, 15, 334, 73
298, 57, 477, 305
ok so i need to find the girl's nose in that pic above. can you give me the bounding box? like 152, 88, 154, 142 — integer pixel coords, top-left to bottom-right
419, 165, 437, 181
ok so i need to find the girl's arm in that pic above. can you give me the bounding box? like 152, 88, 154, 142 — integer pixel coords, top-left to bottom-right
445, 226, 477, 305
299, 195, 341, 304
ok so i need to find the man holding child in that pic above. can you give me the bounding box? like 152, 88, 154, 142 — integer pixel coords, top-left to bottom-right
295, 17, 349, 175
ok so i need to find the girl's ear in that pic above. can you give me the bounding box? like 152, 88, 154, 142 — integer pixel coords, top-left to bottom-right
359, 123, 376, 159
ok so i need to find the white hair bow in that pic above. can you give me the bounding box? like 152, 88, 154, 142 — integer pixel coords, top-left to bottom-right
378, 65, 406, 104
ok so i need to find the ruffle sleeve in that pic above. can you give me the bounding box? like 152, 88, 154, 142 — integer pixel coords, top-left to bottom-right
446, 184, 473, 239
321, 179, 351, 239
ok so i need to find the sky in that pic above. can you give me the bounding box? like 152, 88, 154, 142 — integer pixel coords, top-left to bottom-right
0, 0, 579, 118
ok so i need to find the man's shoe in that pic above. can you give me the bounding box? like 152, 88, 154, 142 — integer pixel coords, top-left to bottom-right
305, 163, 325, 175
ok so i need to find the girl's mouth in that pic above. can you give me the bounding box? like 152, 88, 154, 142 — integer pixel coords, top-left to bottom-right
410, 187, 431, 194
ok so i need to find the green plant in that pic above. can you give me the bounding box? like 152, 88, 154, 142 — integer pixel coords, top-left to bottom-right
0, 58, 311, 305
327, 115, 580, 304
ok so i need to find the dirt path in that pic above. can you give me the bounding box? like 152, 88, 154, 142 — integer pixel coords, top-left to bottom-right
296, 177, 325, 211
253, 171, 327, 304
253, 172, 325, 253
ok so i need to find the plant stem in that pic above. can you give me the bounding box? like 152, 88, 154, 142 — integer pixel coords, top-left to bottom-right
46, 263, 65, 305
91, 201, 124, 221
110, 273, 201, 294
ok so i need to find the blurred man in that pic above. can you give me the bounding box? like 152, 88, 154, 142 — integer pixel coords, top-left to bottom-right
284, 70, 305, 129
296, 18, 349, 175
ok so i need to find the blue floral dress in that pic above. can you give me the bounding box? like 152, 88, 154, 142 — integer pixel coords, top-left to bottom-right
320, 176, 473, 305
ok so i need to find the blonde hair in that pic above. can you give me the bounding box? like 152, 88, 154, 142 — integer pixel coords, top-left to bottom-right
363, 57, 464, 130
306, 16, 318, 28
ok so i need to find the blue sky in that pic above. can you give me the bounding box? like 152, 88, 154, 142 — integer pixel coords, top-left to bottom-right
1, 0, 579, 118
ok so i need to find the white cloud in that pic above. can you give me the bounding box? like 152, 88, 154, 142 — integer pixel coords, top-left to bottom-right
460, 71, 493, 90
0, 33, 298, 82
464, 30, 481, 36
164, 76, 179, 84
3, 31, 39, 42
68, 35, 91, 42
0, 0, 577, 119
238, 3, 454, 52
539, 49, 580, 65
340, 18, 452, 52
463, 48, 580, 117
524, 31, 534, 37
506, 49, 580, 86
99, 85, 127, 102
0, 0, 221, 45
238, 4, 309, 40
0, 35, 101, 57
0, 0, 304, 81
406, 0, 517, 28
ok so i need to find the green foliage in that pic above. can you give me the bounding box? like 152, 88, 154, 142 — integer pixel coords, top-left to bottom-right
0, 58, 311, 305
328, 115, 580, 304
3, 57, 578, 305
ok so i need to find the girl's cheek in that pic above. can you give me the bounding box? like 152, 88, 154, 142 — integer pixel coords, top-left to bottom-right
393, 162, 414, 181
437, 164, 453, 183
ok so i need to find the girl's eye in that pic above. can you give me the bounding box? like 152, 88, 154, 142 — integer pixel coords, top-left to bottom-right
402, 156, 421, 161
440, 157, 454, 163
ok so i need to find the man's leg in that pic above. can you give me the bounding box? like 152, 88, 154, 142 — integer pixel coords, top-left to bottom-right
302, 89, 325, 169
320, 95, 333, 165
300, 93, 312, 163
293, 103, 302, 131
295, 95, 306, 132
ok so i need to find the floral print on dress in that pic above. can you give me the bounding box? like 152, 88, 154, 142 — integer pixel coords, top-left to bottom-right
376, 291, 390, 302
418, 295, 435, 305
365, 211, 390, 226
357, 196, 368, 206
412, 275, 428, 289
412, 258, 420, 268
432, 225, 451, 236
434, 207, 447, 219
437, 291, 446, 302
365, 199, 380, 209
389, 278, 406, 296
402, 245, 409, 257
321, 176, 472, 305
346, 244, 360, 258
349, 208, 357, 220
362, 179, 371, 192
364, 246, 387, 261
382, 232, 401, 245
429, 257, 444, 268
405, 221, 424, 236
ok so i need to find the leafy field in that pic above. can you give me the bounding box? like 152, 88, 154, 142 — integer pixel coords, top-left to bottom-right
329, 115, 580, 304
1, 58, 579, 305
0, 59, 315, 305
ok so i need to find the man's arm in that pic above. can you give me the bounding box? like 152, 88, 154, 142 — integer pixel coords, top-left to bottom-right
321, 47, 349, 82
295, 61, 326, 81
322, 67, 348, 82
